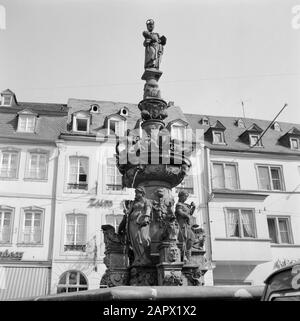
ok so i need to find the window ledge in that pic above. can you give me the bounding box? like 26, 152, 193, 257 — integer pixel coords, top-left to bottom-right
24, 178, 48, 182
0, 178, 19, 181
0, 243, 13, 247
215, 238, 271, 242
270, 244, 300, 248
16, 243, 44, 247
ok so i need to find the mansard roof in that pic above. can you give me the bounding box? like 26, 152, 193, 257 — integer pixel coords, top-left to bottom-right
185, 113, 300, 155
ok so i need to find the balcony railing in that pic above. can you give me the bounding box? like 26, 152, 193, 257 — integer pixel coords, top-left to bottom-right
67, 183, 88, 190
64, 244, 86, 252
106, 184, 122, 191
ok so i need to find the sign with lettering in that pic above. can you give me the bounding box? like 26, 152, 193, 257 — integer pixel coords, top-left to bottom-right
0, 250, 24, 261
88, 198, 113, 208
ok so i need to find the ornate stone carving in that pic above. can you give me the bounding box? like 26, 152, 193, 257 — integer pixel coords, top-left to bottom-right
166, 244, 180, 263
102, 225, 124, 252
191, 225, 206, 250
162, 271, 183, 286
100, 271, 129, 287
144, 79, 161, 99
182, 268, 204, 286
129, 267, 157, 286
143, 19, 166, 70
152, 188, 175, 223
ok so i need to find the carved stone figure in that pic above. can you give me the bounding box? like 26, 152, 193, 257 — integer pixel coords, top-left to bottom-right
163, 271, 183, 286
143, 19, 166, 70
102, 225, 124, 252
143, 79, 161, 99
152, 188, 175, 222
175, 190, 196, 262
125, 187, 152, 266
191, 225, 206, 250
166, 244, 180, 263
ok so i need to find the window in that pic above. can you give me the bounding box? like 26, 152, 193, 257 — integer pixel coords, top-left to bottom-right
237, 119, 245, 128
267, 217, 293, 244
273, 122, 281, 132
18, 115, 36, 133
0, 206, 13, 243
106, 214, 124, 232
172, 125, 186, 141
108, 118, 125, 136
249, 134, 262, 147
290, 138, 300, 150
175, 174, 194, 194
201, 117, 209, 126
25, 152, 48, 180
106, 158, 122, 191
257, 165, 284, 191
76, 118, 88, 132
57, 271, 88, 294
225, 208, 256, 238
212, 130, 225, 144
68, 156, 88, 190
64, 214, 87, 251
90, 104, 100, 113
212, 162, 239, 189
0, 150, 19, 179
1, 95, 12, 106
19, 208, 43, 244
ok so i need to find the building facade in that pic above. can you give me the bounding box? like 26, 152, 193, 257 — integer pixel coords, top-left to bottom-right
1, 88, 299, 297
0, 89, 68, 299
187, 114, 300, 285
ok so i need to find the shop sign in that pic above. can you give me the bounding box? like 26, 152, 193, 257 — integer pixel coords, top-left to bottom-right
88, 198, 113, 208
0, 250, 24, 261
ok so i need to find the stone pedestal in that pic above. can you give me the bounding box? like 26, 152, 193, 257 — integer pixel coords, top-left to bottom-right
142, 68, 163, 81
157, 263, 184, 286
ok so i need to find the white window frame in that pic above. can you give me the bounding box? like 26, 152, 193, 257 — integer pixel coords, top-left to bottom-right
106, 157, 122, 192
17, 115, 36, 133
25, 150, 49, 180
18, 207, 44, 245
0, 206, 14, 244
202, 117, 209, 126
67, 156, 89, 191
249, 134, 263, 147
1, 95, 12, 106
224, 208, 257, 239
290, 137, 300, 150
73, 116, 89, 133
107, 117, 125, 136
256, 164, 285, 191
273, 122, 281, 131
237, 119, 245, 128
64, 213, 87, 252
267, 216, 293, 244
0, 148, 20, 179
212, 162, 240, 190
57, 270, 88, 293
212, 130, 225, 145
171, 124, 186, 141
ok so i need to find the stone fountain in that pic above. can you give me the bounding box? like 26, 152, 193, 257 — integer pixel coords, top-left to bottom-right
101, 19, 208, 287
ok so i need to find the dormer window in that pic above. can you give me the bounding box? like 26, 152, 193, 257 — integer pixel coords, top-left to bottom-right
236, 119, 245, 128
90, 104, 100, 113
290, 137, 300, 150
249, 134, 262, 147
120, 107, 129, 117
201, 117, 209, 126
1, 95, 12, 106
107, 114, 126, 136
169, 119, 188, 141
273, 122, 281, 132
72, 111, 90, 133
17, 109, 37, 133
212, 130, 225, 144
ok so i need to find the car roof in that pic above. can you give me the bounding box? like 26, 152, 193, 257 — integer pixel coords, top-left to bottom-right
264, 263, 300, 284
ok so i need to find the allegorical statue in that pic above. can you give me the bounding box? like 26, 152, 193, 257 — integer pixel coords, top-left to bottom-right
120, 187, 152, 266
175, 190, 196, 262
143, 19, 167, 70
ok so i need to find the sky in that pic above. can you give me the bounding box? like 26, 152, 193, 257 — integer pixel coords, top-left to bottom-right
0, 0, 300, 123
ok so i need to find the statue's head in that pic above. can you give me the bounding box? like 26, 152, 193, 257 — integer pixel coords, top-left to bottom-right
146, 19, 154, 32
178, 190, 189, 202
135, 186, 146, 200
